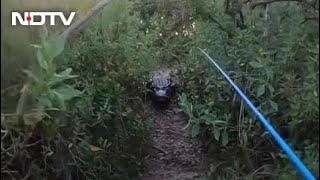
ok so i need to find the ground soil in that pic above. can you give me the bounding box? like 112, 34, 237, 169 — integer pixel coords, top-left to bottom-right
139, 104, 210, 180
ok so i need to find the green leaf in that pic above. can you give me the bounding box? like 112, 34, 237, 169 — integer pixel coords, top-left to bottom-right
200, 114, 215, 124
261, 131, 270, 137
90, 145, 104, 152
213, 120, 227, 125
54, 85, 82, 101
49, 68, 78, 86
38, 96, 53, 108
257, 84, 265, 97
43, 36, 65, 60
221, 129, 229, 146
191, 123, 200, 138
212, 125, 220, 141
52, 90, 66, 110
57, 68, 74, 77
268, 84, 275, 94
249, 61, 263, 68
30, 44, 42, 48
36, 49, 48, 70
269, 100, 278, 111
180, 93, 187, 102
265, 68, 273, 79
179, 93, 193, 116
313, 90, 318, 97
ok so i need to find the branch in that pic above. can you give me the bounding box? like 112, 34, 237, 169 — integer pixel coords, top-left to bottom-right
60, 0, 112, 41
301, 15, 319, 24
15, 85, 29, 126
250, 0, 300, 9
152, 145, 168, 154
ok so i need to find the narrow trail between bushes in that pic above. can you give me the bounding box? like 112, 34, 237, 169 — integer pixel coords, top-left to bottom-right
140, 106, 209, 180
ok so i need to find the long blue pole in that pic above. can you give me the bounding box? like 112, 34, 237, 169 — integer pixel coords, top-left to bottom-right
198, 48, 316, 180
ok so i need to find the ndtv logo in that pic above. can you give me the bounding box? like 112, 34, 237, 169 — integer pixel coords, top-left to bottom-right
12, 12, 76, 26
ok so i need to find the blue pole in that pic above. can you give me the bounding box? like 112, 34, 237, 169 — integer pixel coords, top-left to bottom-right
198, 48, 316, 180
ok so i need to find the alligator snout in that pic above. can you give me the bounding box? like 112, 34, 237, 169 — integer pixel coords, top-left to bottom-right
152, 86, 174, 103
155, 89, 168, 97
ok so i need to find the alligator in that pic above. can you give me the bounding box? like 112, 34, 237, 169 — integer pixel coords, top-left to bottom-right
147, 67, 177, 107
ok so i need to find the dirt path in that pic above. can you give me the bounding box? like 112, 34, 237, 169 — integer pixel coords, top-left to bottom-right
140, 107, 209, 180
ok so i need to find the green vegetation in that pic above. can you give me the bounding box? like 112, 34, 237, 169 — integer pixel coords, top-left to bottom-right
1, 0, 319, 179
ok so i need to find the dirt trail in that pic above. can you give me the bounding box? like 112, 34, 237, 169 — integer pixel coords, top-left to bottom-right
140, 107, 209, 180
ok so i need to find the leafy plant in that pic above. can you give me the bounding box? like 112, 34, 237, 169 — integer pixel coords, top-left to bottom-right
25, 36, 82, 113
179, 93, 229, 146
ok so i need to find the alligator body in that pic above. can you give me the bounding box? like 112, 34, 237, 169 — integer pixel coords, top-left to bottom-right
147, 67, 177, 106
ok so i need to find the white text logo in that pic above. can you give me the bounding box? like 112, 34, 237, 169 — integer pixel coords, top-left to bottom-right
12, 12, 76, 26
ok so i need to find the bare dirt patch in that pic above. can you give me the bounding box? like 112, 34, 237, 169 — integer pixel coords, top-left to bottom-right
140, 107, 209, 180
